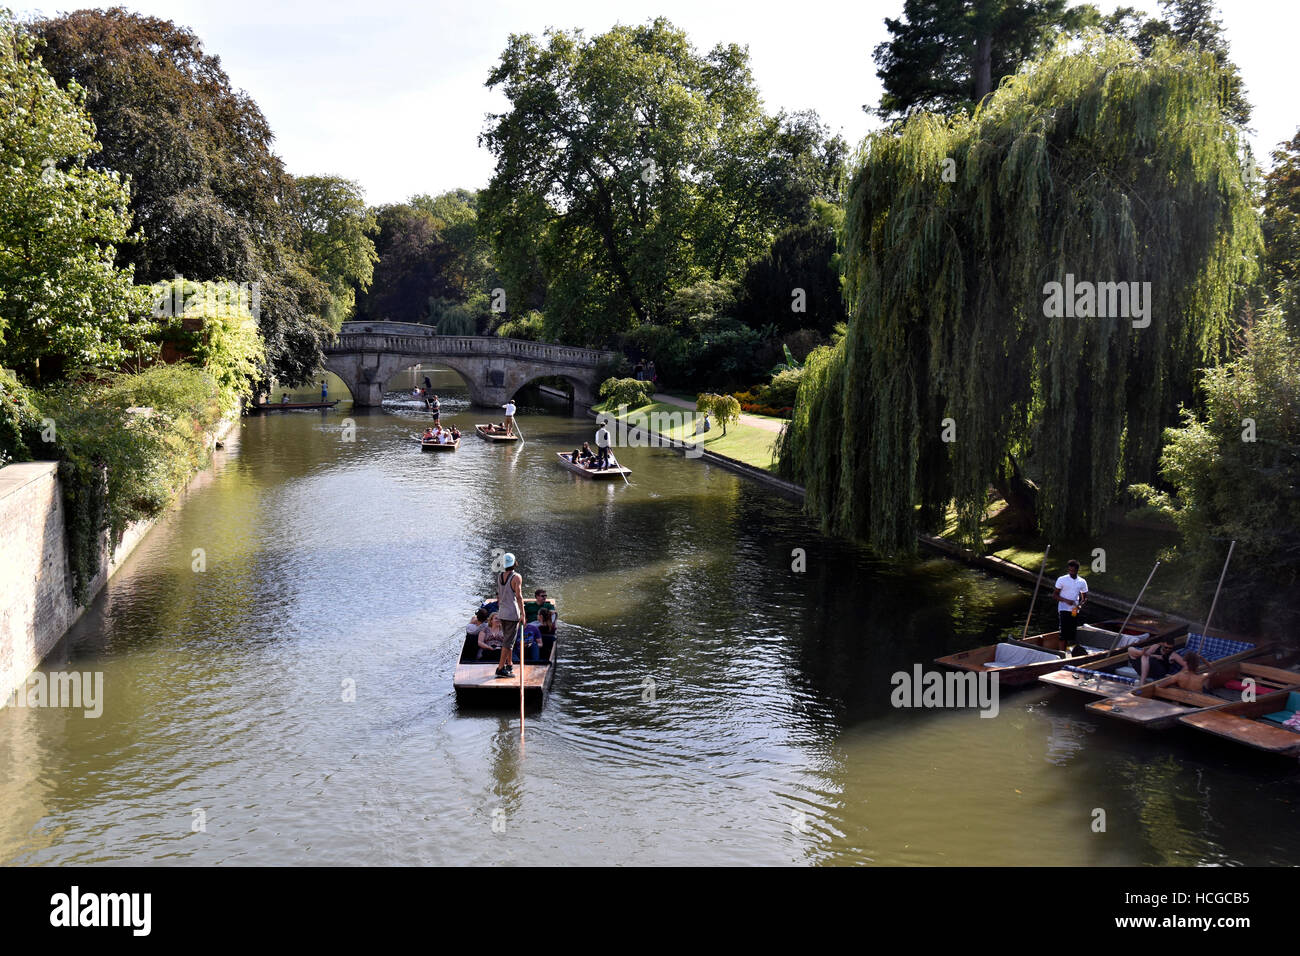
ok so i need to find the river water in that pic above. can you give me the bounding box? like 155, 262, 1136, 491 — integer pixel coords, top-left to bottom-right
3, 384, 1298, 866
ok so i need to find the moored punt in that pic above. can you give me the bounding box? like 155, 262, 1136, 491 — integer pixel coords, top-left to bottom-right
1084, 646, 1300, 730
934, 617, 1180, 689
1037, 627, 1234, 699
251, 399, 340, 412
556, 452, 632, 480
475, 424, 519, 442
1179, 689, 1300, 757
454, 622, 558, 708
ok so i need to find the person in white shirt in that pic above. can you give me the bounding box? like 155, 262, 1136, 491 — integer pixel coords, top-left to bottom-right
1052, 559, 1089, 649
502, 401, 517, 436
594, 423, 612, 468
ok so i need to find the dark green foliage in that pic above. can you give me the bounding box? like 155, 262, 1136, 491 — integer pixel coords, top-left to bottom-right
598, 377, 655, 409
736, 225, 845, 337
783, 35, 1260, 554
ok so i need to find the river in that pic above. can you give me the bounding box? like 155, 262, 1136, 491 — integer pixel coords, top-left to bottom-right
3, 384, 1298, 866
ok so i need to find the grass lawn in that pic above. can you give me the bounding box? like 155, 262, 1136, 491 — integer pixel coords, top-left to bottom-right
594, 400, 781, 472
939, 499, 1200, 618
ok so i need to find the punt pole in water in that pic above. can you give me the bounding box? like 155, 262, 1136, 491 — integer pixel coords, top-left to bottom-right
1021, 544, 1051, 643
519, 623, 526, 752
1117, 561, 1160, 637
1202, 540, 1236, 638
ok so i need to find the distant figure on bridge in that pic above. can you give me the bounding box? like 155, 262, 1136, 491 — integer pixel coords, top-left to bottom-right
502, 400, 517, 436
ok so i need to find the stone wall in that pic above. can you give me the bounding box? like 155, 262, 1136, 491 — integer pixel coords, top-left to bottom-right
0, 417, 236, 706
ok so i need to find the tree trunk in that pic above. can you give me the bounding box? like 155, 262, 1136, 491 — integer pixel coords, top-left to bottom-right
973, 32, 993, 103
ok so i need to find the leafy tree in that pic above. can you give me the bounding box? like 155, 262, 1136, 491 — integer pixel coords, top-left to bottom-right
292, 176, 378, 328
1132, 314, 1300, 637
781, 35, 1260, 553
150, 278, 265, 412
480, 18, 841, 344
32, 8, 333, 386
599, 377, 655, 409
736, 224, 845, 337
355, 204, 456, 322
1262, 129, 1300, 326
873, 0, 1089, 119
409, 189, 500, 303
0, 12, 152, 384
697, 392, 741, 435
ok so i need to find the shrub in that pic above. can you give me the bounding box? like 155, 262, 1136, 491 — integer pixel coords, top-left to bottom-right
599, 377, 655, 410
495, 310, 546, 341
0, 367, 42, 465
763, 367, 805, 408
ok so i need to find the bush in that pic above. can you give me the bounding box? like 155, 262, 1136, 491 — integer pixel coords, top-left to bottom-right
595, 353, 631, 381
0, 367, 42, 465
697, 392, 741, 435
495, 310, 546, 341
598, 377, 655, 410
762, 367, 805, 408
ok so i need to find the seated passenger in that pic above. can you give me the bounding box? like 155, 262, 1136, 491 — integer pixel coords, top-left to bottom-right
1128, 639, 1201, 683
422, 427, 435, 441
450, 426, 461, 441
466, 607, 489, 639
513, 619, 543, 664
524, 589, 556, 627
477, 613, 505, 659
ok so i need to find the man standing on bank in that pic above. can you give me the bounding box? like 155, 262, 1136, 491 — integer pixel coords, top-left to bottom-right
495, 553, 525, 678
1052, 559, 1089, 650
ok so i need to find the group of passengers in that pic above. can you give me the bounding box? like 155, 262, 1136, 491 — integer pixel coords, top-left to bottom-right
421, 424, 461, 444
467, 585, 557, 667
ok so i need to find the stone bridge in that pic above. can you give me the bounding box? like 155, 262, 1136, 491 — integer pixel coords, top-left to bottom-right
322, 321, 616, 409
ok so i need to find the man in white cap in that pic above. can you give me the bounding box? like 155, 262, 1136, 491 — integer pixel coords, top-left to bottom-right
495, 552, 525, 678
502, 399, 516, 437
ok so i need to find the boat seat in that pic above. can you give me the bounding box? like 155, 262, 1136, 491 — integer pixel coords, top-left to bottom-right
988, 643, 1061, 668
1184, 633, 1254, 662
1261, 691, 1300, 726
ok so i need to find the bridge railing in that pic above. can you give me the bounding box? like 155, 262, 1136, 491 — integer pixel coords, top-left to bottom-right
327, 326, 614, 367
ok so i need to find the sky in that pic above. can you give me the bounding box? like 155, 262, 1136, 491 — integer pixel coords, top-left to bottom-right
15, 0, 1299, 206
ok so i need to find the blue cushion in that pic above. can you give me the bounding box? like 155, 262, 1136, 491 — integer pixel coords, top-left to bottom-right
1183, 632, 1254, 661
1262, 709, 1297, 725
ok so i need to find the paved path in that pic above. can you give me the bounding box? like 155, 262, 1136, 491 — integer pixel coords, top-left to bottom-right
653, 393, 786, 434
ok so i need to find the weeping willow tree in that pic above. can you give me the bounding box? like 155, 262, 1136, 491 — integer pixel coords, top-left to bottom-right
779, 33, 1260, 552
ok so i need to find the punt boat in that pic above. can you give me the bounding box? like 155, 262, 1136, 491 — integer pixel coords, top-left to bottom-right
475, 424, 519, 442
1084, 645, 1300, 730
934, 617, 1182, 689
414, 437, 459, 451
1035, 629, 1247, 699
1178, 688, 1300, 757
556, 452, 632, 480
251, 399, 340, 412
454, 602, 558, 707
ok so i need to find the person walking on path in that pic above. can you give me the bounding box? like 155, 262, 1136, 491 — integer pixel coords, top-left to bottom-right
495, 553, 525, 678
1052, 559, 1089, 649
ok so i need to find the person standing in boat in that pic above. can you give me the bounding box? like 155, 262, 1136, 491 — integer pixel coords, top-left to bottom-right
320, 379, 328, 402
495, 553, 525, 678
1052, 559, 1089, 650
502, 400, 517, 437
430, 394, 441, 422
594, 421, 612, 469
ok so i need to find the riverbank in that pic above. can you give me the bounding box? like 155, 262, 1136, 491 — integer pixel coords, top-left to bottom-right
0, 414, 239, 705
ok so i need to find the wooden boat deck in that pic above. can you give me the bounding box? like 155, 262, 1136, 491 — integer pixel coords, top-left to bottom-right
936, 618, 1180, 689
1085, 654, 1298, 730
1179, 690, 1300, 756
454, 627, 558, 707
556, 452, 631, 479
475, 425, 519, 442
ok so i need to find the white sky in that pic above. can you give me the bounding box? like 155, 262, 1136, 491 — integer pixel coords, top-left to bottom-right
16, 0, 1298, 206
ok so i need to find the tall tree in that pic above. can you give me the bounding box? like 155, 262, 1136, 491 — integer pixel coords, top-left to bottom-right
781, 34, 1260, 552
0, 13, 150, 384
480, 18, 840, 345
873, 0, 1087, 119
1261, 130, 1300, 326
354, 204, 457, 323
292, 176, 378, 328
33, 8, 331, 386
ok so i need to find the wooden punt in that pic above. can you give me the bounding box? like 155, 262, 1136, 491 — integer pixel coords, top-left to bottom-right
934, 617, 1181, 689
251, 399, 340, 412
1038, 628, 1208, 699
1085, 648, 1299, 730
454, 623, 558, 707
1178, 688, 1300, 757
417, 438, 459, 451
475, 424, 519, 443
556, 452, 632, 480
